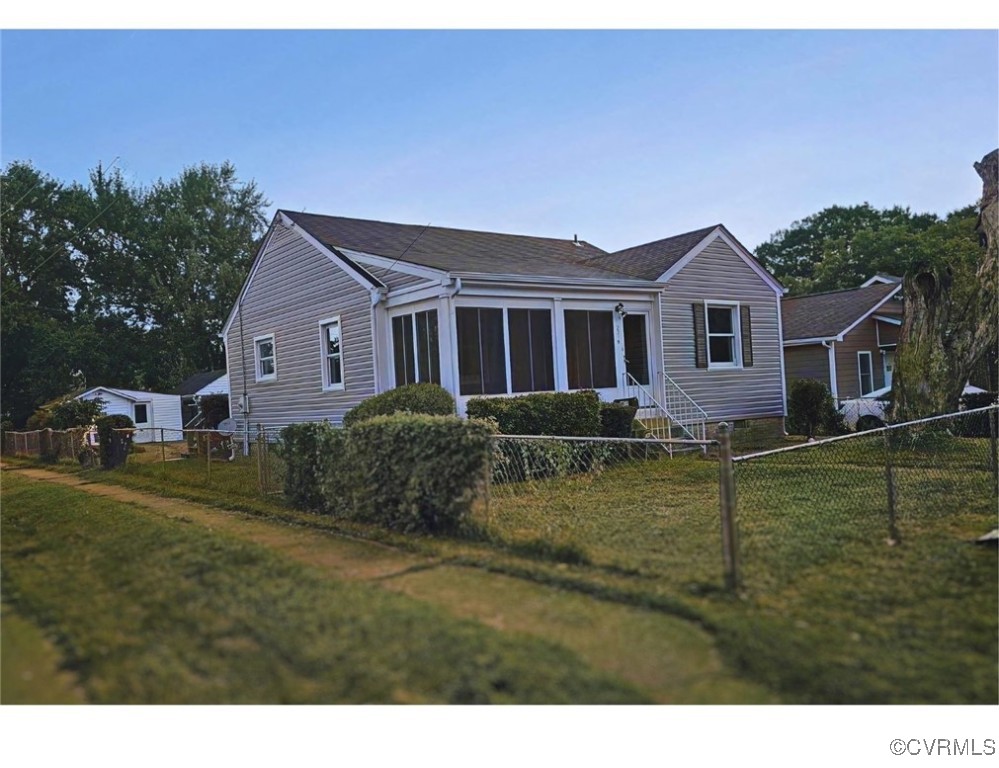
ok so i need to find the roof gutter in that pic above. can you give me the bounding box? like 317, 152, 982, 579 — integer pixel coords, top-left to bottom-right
449, 271, 664, 291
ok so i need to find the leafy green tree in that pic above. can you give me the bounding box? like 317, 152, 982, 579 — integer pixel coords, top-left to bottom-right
1, 159, 268, 426
756, 203, 939, 294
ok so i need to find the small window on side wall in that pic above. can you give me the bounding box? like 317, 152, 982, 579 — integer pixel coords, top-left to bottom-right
254, 334, 277, 382
320, 318, 345, 391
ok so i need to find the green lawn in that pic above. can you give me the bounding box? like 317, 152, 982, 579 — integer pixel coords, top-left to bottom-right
0, 473, 646, 704
7, 429, 997, 704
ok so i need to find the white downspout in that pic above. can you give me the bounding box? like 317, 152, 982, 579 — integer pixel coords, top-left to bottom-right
823, 341, 839, 404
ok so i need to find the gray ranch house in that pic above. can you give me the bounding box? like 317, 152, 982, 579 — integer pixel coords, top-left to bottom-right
222, 211, 788, 440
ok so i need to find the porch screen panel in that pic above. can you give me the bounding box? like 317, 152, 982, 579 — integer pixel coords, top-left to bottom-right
565, 310, 615, 389
415, 310, 441, 385
392, 315, 416, 386
509, 309, 554, 393
456, 307, 507, 395
623, 314, 649, 385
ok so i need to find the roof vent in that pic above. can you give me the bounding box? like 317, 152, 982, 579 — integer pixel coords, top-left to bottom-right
573, 234, 582, 247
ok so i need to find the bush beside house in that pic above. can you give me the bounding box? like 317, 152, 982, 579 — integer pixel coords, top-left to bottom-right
786, 379, 844, 438
281, 413, 490, 535
342, 383, 455, 428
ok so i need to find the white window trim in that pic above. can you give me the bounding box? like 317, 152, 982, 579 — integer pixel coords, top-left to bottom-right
858, 351, 874, 395
254, 333, 277, 383
704, 300, 742, 370
319, 317, 345, 392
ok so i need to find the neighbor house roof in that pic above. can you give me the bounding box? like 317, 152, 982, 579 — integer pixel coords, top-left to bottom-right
280, 210, 651, 282
782, 283, 902, 342
172, 370, 227, 396
77, 386, 159, 402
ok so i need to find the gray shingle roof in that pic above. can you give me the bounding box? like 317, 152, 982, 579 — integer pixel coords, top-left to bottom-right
782, 283, 901, 341
580, 224, 721, 280
282, 210, 647, 282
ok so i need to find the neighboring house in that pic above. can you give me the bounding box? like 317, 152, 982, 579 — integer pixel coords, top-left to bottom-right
172, 369, 229, 427
76, 386, 184, 443
222, 211, 787, 439
781, 281, 903, 404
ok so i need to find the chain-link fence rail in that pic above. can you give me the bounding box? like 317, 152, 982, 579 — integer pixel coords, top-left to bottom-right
112, 426, 287, 496
733, 405, 999, 591
2, 428, 91, 463
479, 434, 734, 589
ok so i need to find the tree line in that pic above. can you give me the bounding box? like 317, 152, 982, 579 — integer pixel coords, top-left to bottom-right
3, 156, 994, 428
2, 161, 268, 427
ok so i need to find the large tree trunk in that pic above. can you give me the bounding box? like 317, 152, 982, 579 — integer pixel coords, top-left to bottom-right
893, 149, 998, 421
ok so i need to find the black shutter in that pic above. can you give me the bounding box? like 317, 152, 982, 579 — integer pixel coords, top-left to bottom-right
740, 304, 754, 367
692, 303, 708, 369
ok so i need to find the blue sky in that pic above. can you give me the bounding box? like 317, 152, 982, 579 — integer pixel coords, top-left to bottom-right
2, 29, 997, 252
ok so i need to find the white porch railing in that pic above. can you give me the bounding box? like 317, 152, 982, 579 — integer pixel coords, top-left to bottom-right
620, 371, 708, 444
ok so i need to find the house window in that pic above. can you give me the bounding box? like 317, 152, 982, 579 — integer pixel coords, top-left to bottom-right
693, 302, 753, 370
456, 307, 507, 395
706, 304, 738, 367
623, 314, 650, 385
133, 403, 149, 425
320, 318, 344, 390
508, 309, 554, 393
564, 310, 616, 389
392, 310, 440, 386
858, 351, 874, 395
254, 335, 277, 382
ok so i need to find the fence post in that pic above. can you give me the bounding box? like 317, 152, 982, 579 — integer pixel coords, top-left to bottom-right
206, 430, 212, 483
883, 427, 900, 544
989, 405, 999, 496
716, 422, 740, 592
257, 424, 267, 494
161, 428, 166, 464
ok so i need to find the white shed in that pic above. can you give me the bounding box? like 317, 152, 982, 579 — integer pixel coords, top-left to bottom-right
77, 387, 184, 443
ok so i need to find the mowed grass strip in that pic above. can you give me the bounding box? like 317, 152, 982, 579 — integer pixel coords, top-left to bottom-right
0, 474, 647, 704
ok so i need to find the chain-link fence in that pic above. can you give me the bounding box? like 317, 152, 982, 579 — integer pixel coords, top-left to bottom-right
479, 435, 726, 587
733, 405, 999, 590
3, 428, 92, 463
113, 426, 288, 496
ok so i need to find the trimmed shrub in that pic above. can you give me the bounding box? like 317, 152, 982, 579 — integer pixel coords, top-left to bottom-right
94, 414, 134, 469
465, 391, 601, 436
342, 383, 455, 428
344, 414, 491, 534
599, 401, 637, 438
281, 422, 335, 511
786, 379, 841, 438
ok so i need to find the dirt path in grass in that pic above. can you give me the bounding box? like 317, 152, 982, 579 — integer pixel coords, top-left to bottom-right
4, 466, 774, 703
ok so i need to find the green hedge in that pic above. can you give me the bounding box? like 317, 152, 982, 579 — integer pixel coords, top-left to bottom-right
465, 391, 601, 436
346, 414, 491, 533
280, 422, 333, 511
342, 383, 455, 428
281, 414, 490, 534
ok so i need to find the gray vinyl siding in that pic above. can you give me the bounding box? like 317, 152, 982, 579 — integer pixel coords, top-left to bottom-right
661, 238, 784, 420
784, 344, 831, 393
226, 225, 375, 430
